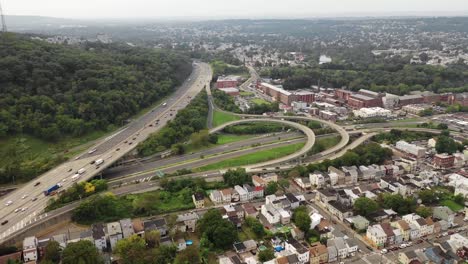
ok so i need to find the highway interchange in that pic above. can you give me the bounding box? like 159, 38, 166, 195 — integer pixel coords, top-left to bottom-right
0, 61, 465, 247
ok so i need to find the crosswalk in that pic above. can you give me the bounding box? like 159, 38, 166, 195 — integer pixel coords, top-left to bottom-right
0, 211, 50, 240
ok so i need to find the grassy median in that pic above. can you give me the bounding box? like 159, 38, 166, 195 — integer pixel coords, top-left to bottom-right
212, 110, 240, 127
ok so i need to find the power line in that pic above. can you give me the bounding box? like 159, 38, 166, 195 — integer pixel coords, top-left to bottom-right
0, 0, 7, 32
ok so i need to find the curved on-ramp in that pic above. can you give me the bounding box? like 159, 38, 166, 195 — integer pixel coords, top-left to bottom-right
210, 118, 315, 169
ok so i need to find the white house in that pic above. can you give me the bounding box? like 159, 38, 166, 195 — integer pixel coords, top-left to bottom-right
107, 222, 123, 251
235, 185, 249, 202
285, 239, 310, 264
23, 236, 38, 262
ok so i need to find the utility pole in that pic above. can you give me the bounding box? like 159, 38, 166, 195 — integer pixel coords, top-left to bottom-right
0, 0, 6, 33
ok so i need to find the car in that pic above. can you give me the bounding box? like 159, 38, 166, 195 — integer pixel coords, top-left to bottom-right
129, 142, 133, 145
34, 182, 41, 186
21, 207, 27, 212
132, 137, 136, 140
31, 197, 38, 202
68, 168, 73, 172
124, 140, 128, 143
21, 195, 28, 199
14, 208, 20, 213
380, 249, 388, 254
149, 124, 153, 127
62, 178, 67, 182
5, 201, 13, 206
88, 149, 97, 154
90, 160, 96, 164
1, 220, 8, 225
116, 148, 120, 151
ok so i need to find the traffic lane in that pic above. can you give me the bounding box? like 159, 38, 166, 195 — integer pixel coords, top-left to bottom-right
103, 132, 304, 179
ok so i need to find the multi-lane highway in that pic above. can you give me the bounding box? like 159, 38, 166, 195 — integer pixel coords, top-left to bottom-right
0, 62, 212, 243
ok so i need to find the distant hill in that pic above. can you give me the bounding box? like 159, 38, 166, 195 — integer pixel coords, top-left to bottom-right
4, 15, 90, 31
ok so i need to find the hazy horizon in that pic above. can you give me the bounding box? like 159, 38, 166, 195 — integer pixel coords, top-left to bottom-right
2, 0, 468, 20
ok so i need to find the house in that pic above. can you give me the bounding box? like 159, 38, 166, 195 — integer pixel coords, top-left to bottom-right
107, 222, 123, 251
309, 242, 328, 264
209, 190, 223, 204
221, 188, 233, 203
192, 192, 205, 209
285, 239, 310, 263
433, 206, 455, 226
346, 239, 359, 254
235, 185, 249, 202
309, 172, 326, 188
246, 184, 264, 199
132, 219, 145, 235
291, 227, 304, 240
327, 201, 353, 221
380, 222, 396, 247
120, 218, 135, 238
342, 166, 359, 184
261, 173, 278, 184
399, 251, 419, 264
348, 215, 370, 231
79, 230, 94, 242
177, 238, 186, 252
233, 239, 257, 254
242, 203, 258, 219
252, 175, 267, 187
294, 177, 311, 190
143, 218, 168, 236
160, 236, 173, 247
329, 166, 346, 185
176, 212, 199, 232
366, 224, 387, 248
391, 220, 411, 242
92, 223, 107, 251
261, 203, 280, 225
23, 236, 38, 262
315, 189, 337, 205
328, 237, 348, 259
327, 246, 338, 262
285, 193, 300, 209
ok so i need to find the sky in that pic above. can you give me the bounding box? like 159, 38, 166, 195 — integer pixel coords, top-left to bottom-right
3, 0, 468, 19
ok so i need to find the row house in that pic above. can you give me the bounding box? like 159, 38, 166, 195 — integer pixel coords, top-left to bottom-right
143, 218, 168, 236
391, 220, 411, 242
192, 192, 205, 209
107, 222, 123, 251
326, 201, 353, 221
261, 203, 291, 225
432, 206, 455, 226
403, 213, 434, 237
309, 242, 329, 264
92, 223, 107, 252
209, 190, 223, 205
285, 239, 310, 264
315, 189, 337, 206
252, 173, 278, 187
342, 166, 359, 185
294, 177, 311, 190
309, 171, 326, 188
176, 212, 199, 232
367, 224, 387, 248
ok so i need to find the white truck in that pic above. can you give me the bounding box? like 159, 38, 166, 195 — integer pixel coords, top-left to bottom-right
77, 168, 86, 174
95, 159, 104, 166
71, 174, 80, 182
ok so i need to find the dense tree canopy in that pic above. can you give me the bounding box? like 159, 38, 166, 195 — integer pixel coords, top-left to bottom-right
222, 168, 251, 187
0, 33, 192, 140
353, 197, 379, 217
61, 240, 103, 264
197, 209, 238, 250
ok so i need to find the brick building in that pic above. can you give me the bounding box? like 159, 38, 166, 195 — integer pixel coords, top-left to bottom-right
348, 94, 383, 108
258, 82, 297, 106
433, 154, 455, 169
293, 90, 315, 103
216, 76, 239, 89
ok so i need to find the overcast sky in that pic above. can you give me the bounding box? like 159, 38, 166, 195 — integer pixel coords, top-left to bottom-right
3, 0, 468, 19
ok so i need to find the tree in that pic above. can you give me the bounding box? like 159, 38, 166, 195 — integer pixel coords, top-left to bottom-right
258, 248, 275, 262
354, 197, 379, 216
415, 206, 433, 218
44, 240, 61, 263
265, 182, 278, 195
174, 246, 201, 264
197, 209, 238, 250
292, 206, 311, 233
435, 135, 459, 154
278, 179, 290, 191
152, 245, 177, 264
437, 123, 448, 130
245, 217, 265, 238
62, 240, 103, 264
115, 235, 147, 264
223, 168, 250, 187
145, 230, 161, 248
418, 189, 437, 204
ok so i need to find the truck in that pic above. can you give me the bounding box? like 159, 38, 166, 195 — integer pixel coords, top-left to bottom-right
44, 183, 62, 196
95, 159, 104, 166
71, 174, 80, 182
77, 168, 86, 174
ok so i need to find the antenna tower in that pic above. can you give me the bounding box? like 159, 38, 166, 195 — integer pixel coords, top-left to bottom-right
0, 1, 7, 32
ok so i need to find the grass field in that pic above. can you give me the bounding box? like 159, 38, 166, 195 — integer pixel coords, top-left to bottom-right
212, 110, 240, 127
195, 142, 304, 171
240, 91, 254, 97
216, 134, 256, 145
440, 199, 464, 212
251, 98, 270, 105
309, 135, 341, 155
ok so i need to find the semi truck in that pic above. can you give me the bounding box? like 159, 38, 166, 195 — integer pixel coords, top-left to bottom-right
95, 159, 104, 166
77, 168, 86, 174
44, 183, 62, 196
71, 174, 80, 182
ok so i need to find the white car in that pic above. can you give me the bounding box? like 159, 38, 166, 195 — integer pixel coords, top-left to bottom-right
380, 249, 388, 254
14, 208, 20, 213
88, 149, 97, 154
21, 207, 27, 212
5, 201, 12, 206
21, 195, 28, 199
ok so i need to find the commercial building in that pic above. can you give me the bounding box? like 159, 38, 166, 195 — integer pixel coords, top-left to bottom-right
433, 154, 455, 169
353, 107, 392, 118
258, 82, 296, 106
395, 141, 426, 158
398, 95, 424, 107
319, 110, 338, 122
293, 90, 315, 103
216, 76, 240, 88
402, 104, 432, 115
218, 87, 240, 96
348, 94, 383, 108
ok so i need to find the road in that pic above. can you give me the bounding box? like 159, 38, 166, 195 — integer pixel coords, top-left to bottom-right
102, 132, 305, 179
0, 62, 213, 243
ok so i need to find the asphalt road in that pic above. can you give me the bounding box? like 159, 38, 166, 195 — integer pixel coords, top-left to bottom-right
0, 62, 212, 243
103, 132, 304, 179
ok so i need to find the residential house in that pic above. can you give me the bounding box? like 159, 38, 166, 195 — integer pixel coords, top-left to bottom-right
328, 237, 348, 259
221, 188, 233, 203
192, 192, 205, 209
327, 246, 338, 262
143, 218, 168, 236
242, 203, 258, 219
348, 215, 370, 231
392, 220, 411, 242
309, 242, 328, 264
23, 236, 38, 262
262, 173, 279, 184
91, 223, 107, 251
107, 222, 123, 251
176, 212, 199, 232
252, 175, 267, 187
132, 219, 145, 236
381, 222, 396, 247
327, 201, 353, 221
285, 239, 310, 264
209, 190, 223, 205
235, 185, 249, 202
291, 227, 305, 240
346, 239, 359, 255
433, 206, 455, 226
315, 189, 337, 206
294, 177, 311, 190
177, 238, 186, 252
342, 166, 359, 185
329, 166, 346, 185
309, 172, 326, 188
79, 230, 93, 242
366, 224, 387, 248
261, 203, 280, 225
399, 251, 419, 264
120, 218, 135, 238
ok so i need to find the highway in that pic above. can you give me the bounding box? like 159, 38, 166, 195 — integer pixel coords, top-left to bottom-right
0, 62, 213, 243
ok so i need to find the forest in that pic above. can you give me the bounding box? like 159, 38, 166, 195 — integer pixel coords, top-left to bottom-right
0, 33, 192, 140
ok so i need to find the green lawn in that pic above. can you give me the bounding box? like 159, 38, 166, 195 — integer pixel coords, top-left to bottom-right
240, 91, 254, 97
213, 110, 240, 127
440, 199, 464, 212
251, 98, 270, 105
309, 135, 341, 155
216, 134, 256, 145
195, 142, 304, 171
